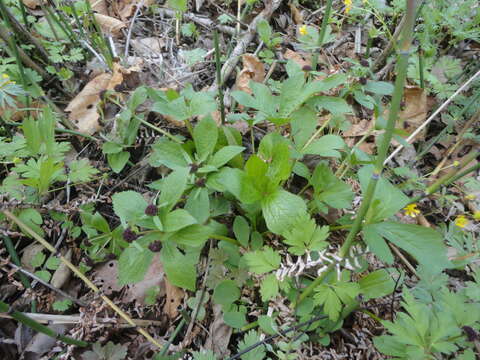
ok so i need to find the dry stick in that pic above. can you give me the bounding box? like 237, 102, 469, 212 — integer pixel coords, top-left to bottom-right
2, 210, 163, 350
0, 313, 163, 327
385, 68, 480, 165
209, 0, 283, 93
6, 263, 88, 308
124, 0, 146, 58
156, 8, 236, 36
372, 14, 405, 72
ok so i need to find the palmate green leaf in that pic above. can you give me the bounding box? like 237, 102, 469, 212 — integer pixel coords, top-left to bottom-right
193, 116, 218, 162
302, 135, 345, 158
310, 96, 352, 115
359, 269, 396, 300
261, 189, 307, 235
112, 191, 147, 226
260, 273, 279, 302
314, 285, 342, 321
237, 330, 266, 360
244, 247, 281, 274
364, 222, 450, 272
311, 162, 354, 209
283, 214, 329, 255
81, 341, 127, 360
118, 236, 154, 285
191, 350, 217, 360
160, 242, 198, 291
68, 159, 99, 182
258, 133, 292, 184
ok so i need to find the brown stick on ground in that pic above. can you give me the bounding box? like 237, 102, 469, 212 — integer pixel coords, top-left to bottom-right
209, 0, 283, 93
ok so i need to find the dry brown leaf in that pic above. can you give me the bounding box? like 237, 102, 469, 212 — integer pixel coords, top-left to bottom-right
289, 2, 304, 24
205, 304, 232, 358
163, 279, 184, 319
284, 49, 311, 69
92, 260, 123, 295
236, 54, 265, 94
51, 249, 72, 289
22, 0, 40, 9
400, 86, 428, 137
112, 0, 155, 20
89, 0, 108, 14
94, 13, 126, 37
124, 254, 166, 305
343, 119, 372, 137
21, 244, 44, 273
65, 63, 138, 135
131, 37, 165, 58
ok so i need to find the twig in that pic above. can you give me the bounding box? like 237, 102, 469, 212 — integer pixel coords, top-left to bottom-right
124, 0, 145, 58
0, 313, 163, 327
388, 244, 417, 276
209, 0, 283, 93
2, 210, 163, 350
385, 68, 480, 165
214, 30, 226, 124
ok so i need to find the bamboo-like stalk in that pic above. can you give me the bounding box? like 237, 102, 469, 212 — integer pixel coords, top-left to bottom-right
311, 0, 333, 71
0, 301, 88, 347
295, 0, 417, 307
2, 210, 163, 350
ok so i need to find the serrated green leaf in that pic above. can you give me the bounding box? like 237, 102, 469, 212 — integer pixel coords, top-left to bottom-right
107, 151, 130, 173
233, 216, 250, 247
193, 116, 218, 162
185, 187, 210, 224
237, 330, 265, 360
170, 224, 210, 247
35, 270, 51, 283
311, 162, 354, 209
164, 209, 197, 232
260, 273, 279, 302
244, 247, 281, 274
118, 237, 154, 285
158, 168, 190, 214
160, 243, 199, 291
31, 251, 46, 268
302, 135, 345, 158
52, 299, 72, 311
261, 189, 307, 235
112, 191, 147, 226
149, 139, 190, 170
209, 146, 245, 168
45, 256, 61, 270
359, 269, 396, 300
68, 159, 99, 182
213, 280, 240, 306
224, 310, 247, 329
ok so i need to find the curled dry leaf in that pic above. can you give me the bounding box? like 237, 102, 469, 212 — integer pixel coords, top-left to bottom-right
399, 86, 428, 138
205, 304, 232, 358
112, 0, 155, 20
89, 0, 109, 15
284, 49, 311, 69
131, 37, 165, 59
65, 63, 139, 135
51, 249, 72, 289
94, 13, 126, 37
289, 2, 304, 24
236, 54, 265, 94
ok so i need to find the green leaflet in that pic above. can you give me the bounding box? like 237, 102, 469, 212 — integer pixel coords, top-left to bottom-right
261, 189, 307, 235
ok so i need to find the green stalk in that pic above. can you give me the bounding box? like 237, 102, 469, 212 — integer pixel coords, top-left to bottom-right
418, 48, 425, 89
0, 301, 87, 347
2, 236, 37, 312
213, 30, 226, 124
311, 0, 333, 71
295, 0, 416, 307
157, 318, 186, 357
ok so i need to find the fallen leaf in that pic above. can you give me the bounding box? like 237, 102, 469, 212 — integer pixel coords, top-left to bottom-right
51, 249, 72, 289
163, 279, 184, 319
205, 304, 232, 358
92, 260, 123, 295
112, 0, 155, 20
20, 243, 44, 273
399, 86, 428, 138
236, 54, 265, 94
65, 63, 138, 135
289, 2, 304, 24
89, 0, 109, 15
284, 49, 311, 69
22, 0, 40, 9
94, 13, 126, 37
343, 118, 372, 137
131, 37, 165, 59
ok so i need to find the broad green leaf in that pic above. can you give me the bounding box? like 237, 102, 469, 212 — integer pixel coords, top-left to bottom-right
233, 216, 250, 247
169, 224, 210, 248
102, 142, 123, 154
314, 285, 342, 321
213, 280, 240, 306
365, 222, 450, 272
363, 225, 394, 264
31, 251, 46, 268
160, 243, 198, 291
209, 146, 245, 168
164, 209, 197, 232
112, 191, 147, 226
291, 105, 317, 149
261, 189, 307, 235
258, 315, 277, 335
311, 162, 354, 209
260, 273, 279, 302
107, 151, 130, 173
158, 168, 190, 214
358, 166, 410, 223
118, 237, 154, 285
364, 80, 394, 95
311, 96, 352, 115
35, 270, 51, 283
45, 256, 60, 270
302, 135, 345, 158
244, 247, 281, 274
185, 187, 210, 224
256, 19, 272, 44
149, 139, 190, 170
359, 269, 396, 300
231, 90, 257, 109
193, 116, 218, 162
224, 311, 247, 329
258, 133, 292, 184
189, 92, 217, 118
18, 208, 44, 237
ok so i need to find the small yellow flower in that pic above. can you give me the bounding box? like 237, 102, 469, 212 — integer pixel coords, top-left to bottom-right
404, 203, 420, 217
344, 0, 353, 14
474, 211, 480, 221
2, 73, 9, 79
453, 160, 460, 167
299, 25, 307, 36
454, 215, 469, 228
465, 194, 476, 200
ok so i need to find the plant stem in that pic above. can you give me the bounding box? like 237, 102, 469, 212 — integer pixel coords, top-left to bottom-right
158, 318, 186, 356
295, 0, 416, 307
418, 48, 425, 89
0, 301, 87, 347
209, 234, 239, 246
213, 30, 226, 124
311, 0, 333, 71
